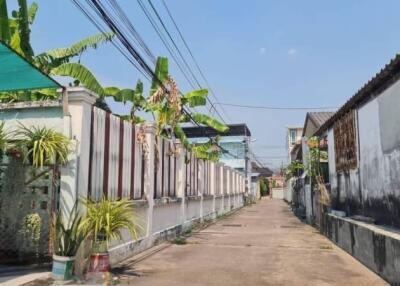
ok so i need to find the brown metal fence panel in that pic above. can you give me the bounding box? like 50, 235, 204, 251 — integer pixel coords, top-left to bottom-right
89, 107, 143, 200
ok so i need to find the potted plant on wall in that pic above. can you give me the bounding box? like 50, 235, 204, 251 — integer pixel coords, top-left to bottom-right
15, 124, 70, 168
80, 197, 141, 273
52, 206, 85, 281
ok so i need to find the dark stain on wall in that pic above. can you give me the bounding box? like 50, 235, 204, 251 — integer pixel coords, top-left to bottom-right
372, 232, 386, 273
362, 195, 400, 228
349, 223, 356, 255
334, 218, 339, 243
331, 172, 400, 228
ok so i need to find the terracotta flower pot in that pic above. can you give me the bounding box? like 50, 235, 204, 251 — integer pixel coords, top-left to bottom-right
89, 252, 110, 272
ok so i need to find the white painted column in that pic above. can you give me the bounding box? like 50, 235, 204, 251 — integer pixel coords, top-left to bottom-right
175, 143, 186, 225
210, 162, 216, 218
60, 87, 97, 218
143, 123, 156, 240
220, 164, 225, 213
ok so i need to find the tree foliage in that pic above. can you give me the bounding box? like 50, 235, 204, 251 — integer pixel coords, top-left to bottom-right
284, 160, 304, 180
106, 57, 229, 160
80, 197, 143, 250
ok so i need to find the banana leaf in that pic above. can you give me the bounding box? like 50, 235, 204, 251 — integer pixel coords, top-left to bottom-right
35, 32, 114, 68
181, 89, 208, 107
190, 113, 229, 133
151, 57, 168, 92
51, 63, 105, 97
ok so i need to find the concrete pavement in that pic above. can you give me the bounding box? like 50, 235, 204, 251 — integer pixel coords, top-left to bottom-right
114, 198, 387, 285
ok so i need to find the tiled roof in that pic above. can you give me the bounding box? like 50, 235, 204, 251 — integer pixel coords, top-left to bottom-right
316, 53, 400, 135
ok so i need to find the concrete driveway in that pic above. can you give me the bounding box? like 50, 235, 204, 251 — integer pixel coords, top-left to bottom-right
115, 198, 387, 286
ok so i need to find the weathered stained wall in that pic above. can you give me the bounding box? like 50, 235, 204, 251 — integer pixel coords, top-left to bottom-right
322, 214, 400, 285
0, 102, 64, 264
358, 84, 400, 227
327, 80, 400, 228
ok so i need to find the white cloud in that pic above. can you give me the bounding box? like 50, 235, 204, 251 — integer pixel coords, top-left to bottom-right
288, 48, 297, 56
259, 47, 266, 55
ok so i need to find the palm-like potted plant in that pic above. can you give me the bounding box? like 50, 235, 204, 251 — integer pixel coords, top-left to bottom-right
52, 206, 85, 281
15, 124, 70, 167
80, 197, 141, 273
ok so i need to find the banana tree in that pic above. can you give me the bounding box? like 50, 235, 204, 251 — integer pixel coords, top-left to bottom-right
0, 0, 113, 102
104, 80, 147, 124
149, 57, 228, 131
106, 57, 228, 160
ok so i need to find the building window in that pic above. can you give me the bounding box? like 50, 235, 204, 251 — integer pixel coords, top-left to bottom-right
290, 130, 297, 145
333, 110, 357, 171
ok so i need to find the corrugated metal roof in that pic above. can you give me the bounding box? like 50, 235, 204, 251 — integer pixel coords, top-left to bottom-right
308, 112, 335, 127
315, 53, 400, 135
302, 111, 335, 137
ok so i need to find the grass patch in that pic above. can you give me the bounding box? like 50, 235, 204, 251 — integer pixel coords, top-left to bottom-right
170, 236, 187, 245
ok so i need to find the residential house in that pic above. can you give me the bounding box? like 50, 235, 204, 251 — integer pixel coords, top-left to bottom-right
250, 161, 273, 199
182, 124, 253, 197
313, 55, 400, 284
286, 126, 303, 162
284, 112, 333, 219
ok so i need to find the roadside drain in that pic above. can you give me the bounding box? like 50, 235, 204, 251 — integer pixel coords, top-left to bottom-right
222, 224, 243, 227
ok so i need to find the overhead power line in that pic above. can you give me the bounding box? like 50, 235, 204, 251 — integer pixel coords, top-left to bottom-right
160, 0, 231, 123
136, 0, 198, 90
137, 0, 228, 124
71, 0, 237, 158
216, 102, 338, 110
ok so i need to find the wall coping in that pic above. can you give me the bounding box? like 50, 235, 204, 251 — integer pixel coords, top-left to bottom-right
0, 100, 61, 110
327, 213, 400, 240
64, 87, 98, 105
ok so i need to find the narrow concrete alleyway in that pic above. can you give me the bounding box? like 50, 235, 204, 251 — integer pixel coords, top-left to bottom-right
117, 198, 387, 286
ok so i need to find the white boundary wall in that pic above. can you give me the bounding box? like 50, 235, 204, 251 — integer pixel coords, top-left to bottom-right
62, 88, 245, 265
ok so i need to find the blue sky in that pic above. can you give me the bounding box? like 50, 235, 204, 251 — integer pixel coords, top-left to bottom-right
15, 0, 400, 168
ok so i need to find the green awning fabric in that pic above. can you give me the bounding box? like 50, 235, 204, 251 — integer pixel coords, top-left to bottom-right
0, 41, 61, 92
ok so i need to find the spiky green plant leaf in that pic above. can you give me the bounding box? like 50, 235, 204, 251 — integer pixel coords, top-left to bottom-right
190, 113, 229, 133
53, 203, 85, 257
15, 123, 71, 167
80, 197, 143, 249
51, 63, 105, 97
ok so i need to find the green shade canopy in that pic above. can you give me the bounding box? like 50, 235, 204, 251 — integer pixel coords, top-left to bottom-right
0, 41, 61, 92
